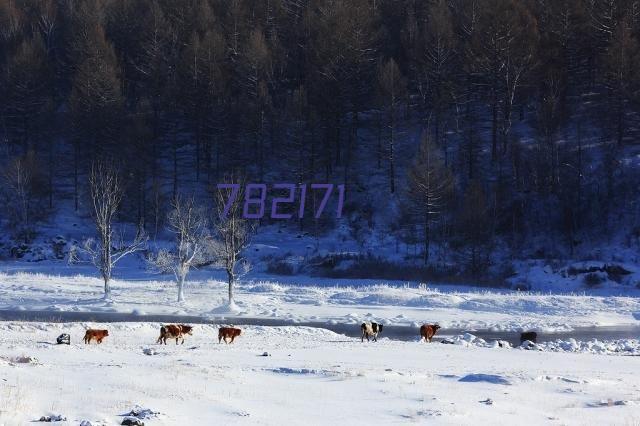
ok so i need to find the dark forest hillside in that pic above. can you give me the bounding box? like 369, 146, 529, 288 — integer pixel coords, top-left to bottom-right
2, 0, 640, 280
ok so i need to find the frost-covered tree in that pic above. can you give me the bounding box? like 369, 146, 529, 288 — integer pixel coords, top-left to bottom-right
212, 179, 254, 309
149, 196, 212, 303
84, 161, 146, 300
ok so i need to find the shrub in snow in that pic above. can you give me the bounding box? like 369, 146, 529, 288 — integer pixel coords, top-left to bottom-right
583, 272, 606, 288
512, 282, 531, 291
51, 236, 67, 260
265, 258, 295, 275
248, 283, 285, 293
10, 355, 38, 364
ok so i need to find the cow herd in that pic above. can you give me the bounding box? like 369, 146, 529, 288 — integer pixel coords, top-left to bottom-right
360, 322, 539, 345
76, 322, 538, 346
77, 324, 242, 346
361, 322, 441, 343
76, 322, 441, 347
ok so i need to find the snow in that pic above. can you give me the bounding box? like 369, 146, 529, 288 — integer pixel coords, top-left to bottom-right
443, 332, 640, 355
0, 268, 639, 332
0, 258, 639, 424
1, 322, 640, 425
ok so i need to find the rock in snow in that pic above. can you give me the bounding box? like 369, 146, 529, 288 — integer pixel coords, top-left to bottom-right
121, 418, 144, 426
38, 414, 67, 422
125, 405, 160, 419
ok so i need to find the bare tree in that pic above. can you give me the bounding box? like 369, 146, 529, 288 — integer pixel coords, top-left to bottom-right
84, 161, 146, 300
377, 58, 406, 194
470, 0, 538, 161
212, 180, 254, 308
149, 196, 212, 302
408, 133, 453, 265
2, 151, 47, 243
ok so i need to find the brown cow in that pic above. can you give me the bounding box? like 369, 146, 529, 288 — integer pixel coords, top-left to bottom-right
156, 324, 193, 345
84, 329, 109, 344
420, 324, 441, 342
218, 327, 242, 344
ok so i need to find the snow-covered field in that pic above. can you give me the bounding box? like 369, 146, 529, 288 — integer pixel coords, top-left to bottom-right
1, 322, 640, 425
1, 268, 639, 333
1, 262, 640, 424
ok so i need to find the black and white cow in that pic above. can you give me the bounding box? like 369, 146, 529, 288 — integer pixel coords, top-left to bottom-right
361, 322, 383, 342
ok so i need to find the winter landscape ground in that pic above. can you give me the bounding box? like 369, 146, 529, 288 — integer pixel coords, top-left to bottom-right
2, 321, 640, 426
1, 257, 640, 425
1, 205, 640, 426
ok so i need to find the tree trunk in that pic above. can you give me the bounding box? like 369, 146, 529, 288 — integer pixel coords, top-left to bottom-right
491, 90, 498, 162
74, 144, 79, 212
389, 106, 396, 194
196, 124, 201, 181
177, 274, 185, 302
102, 225, 112, 300
227, 271, 234, 304
424, 212, 430, 265
173, 136, 178, 201
259, 109, 264, 180
48, 140, 54, 209
103, 276, 111, 300
334, 112, 341, 166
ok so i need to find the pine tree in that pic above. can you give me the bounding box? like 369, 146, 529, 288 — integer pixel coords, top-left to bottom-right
69, 22, 123, 210
408, 133, 453, 265
458, 180, 491, 277
377, 58, 406, 194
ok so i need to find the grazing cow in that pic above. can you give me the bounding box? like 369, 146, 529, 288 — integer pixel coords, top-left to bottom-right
218, 327, 242, 344
419, 324, 441, 342
520, 331, 537, 344
157, 324, 193, 345
361, 322, 383, 342
83, 329, 109, 344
